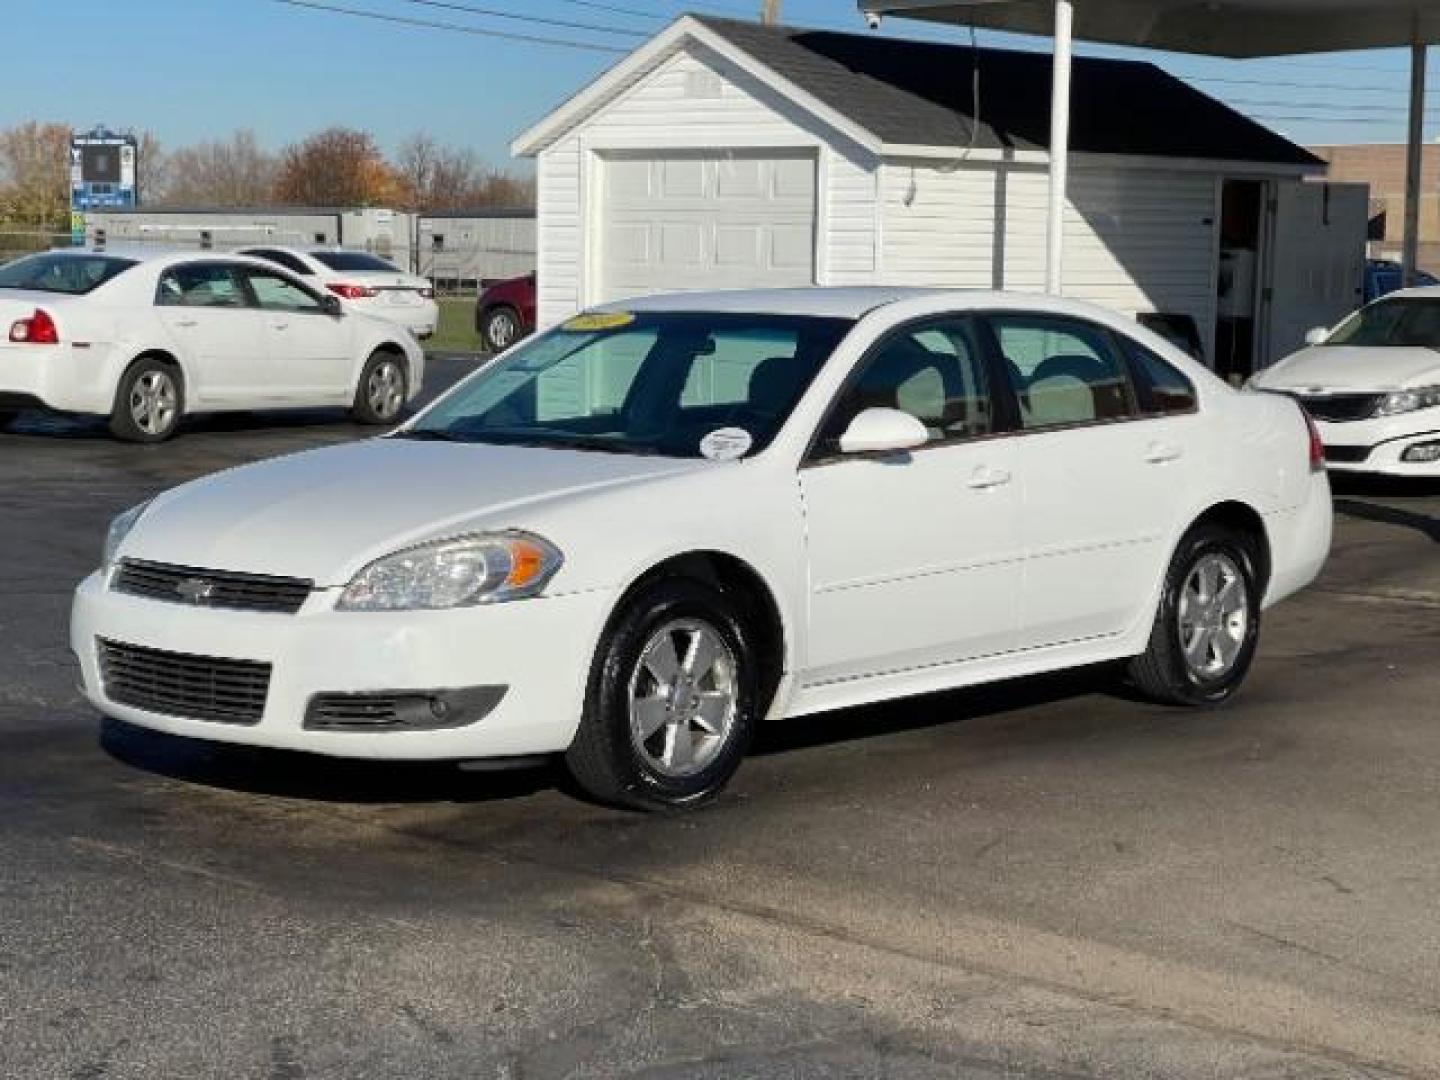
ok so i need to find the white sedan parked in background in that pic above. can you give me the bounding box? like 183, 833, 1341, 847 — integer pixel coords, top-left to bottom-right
239, 246, 438, 340
74, 288, 1332, 808
1249, 288, 1440, 476
0, 249, 424, 442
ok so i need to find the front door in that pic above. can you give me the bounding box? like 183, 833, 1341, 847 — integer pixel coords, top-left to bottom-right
241, 266, 352, 401
798, 316, 1022, 688
154, 261, 268, 405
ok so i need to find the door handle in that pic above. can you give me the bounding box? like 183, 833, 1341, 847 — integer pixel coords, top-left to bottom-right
271, 321, 290, 331
965, 466, 1012, 490
173, 318, 198, 328
1145, 442, 1183, 465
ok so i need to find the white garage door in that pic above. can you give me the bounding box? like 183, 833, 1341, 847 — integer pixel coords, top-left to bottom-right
598, 151, 817, 302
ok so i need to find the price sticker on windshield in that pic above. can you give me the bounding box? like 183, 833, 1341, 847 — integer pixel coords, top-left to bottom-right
561, 311, 635, 332
699, 427, 753, 461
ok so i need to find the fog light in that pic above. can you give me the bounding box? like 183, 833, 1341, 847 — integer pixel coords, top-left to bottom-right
1401, 441, 1440, 464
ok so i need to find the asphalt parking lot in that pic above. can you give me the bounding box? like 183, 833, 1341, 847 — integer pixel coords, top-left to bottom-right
3, 355, 1439, 1079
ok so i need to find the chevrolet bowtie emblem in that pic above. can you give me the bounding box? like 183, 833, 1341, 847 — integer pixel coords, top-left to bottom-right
175, 577, 215, 603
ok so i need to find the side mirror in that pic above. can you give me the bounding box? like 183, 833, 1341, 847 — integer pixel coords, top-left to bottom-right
838, 407, 929, 455
1303, 326, 1329, 346
322, 294, 344, 317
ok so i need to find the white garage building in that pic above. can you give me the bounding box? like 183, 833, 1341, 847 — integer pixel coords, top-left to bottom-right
513, 16, 1367, 373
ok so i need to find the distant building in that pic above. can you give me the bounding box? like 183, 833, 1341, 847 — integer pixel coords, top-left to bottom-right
1309, 144, 1440, 272
82, 205, 535, 286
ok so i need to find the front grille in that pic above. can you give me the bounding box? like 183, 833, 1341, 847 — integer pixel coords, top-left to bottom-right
1324, 445, 1372, 464
114, 559, 312, 614
1290, 393, 1384, 423
98, 638, 270, 725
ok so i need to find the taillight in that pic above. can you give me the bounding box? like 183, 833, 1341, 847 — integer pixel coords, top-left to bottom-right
326, 283, 378, 300
9, 309, 59, 344
1301, 406, 1325, 473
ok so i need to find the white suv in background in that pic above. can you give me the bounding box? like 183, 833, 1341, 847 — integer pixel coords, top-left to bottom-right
240, 246, 438, 340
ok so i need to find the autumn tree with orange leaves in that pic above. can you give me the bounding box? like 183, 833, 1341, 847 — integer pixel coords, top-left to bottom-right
272, 127, 405, 208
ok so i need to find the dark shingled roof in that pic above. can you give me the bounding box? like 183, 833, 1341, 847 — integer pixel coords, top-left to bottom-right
693, 16, 1321, 167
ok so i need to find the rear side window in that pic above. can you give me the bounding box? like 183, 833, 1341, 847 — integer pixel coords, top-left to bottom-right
990, 314, 1137, 429
0, 253, 136, 295
245, 249, 311, 276
1123, 338, 1197, 415
310, 251, 397, 273
156, 263, 247, 308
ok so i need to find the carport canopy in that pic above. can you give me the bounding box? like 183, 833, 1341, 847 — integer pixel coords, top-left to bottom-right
858, 0, 1440, 291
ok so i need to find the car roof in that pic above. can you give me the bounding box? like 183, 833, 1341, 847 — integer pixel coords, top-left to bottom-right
592, 287, 965, 319
44, 246, 280, 267
1380, 285, 1440, 301
590, 286, 1151, 324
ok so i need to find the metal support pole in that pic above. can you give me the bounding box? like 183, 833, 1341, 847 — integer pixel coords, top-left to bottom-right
1403, 41, 1427, 287
1046, 0, 1074, 294
761, 0, 780, 25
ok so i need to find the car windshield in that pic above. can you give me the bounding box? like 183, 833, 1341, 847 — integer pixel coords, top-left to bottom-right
399, 311, 853, 459
310, 251, 398, 272
1327, 298, 1440, 349
0, 252, 136, 295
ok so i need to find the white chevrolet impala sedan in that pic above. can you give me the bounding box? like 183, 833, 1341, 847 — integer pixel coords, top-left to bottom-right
72, 289, 1332, 808
0, 249, 424, 441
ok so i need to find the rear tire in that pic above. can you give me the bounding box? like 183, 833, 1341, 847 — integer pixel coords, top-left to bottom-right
565, 578, 757, 811
349, 350, 408, 425
110, 357, 184, 443
482, 305, 521, 353
0, 410, 19, 431
1126, 524, 1261, 706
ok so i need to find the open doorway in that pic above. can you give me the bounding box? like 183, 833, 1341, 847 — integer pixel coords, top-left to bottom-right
1216, 179, 1264, 383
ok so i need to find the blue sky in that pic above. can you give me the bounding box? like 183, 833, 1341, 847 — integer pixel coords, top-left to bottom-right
5, 0, 1432, 170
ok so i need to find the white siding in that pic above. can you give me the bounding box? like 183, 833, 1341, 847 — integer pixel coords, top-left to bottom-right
880, 160, 1219, 358
534, 44, 880, 326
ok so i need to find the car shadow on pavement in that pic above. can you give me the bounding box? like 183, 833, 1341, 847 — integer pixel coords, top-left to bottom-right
1330, 474, 1440, 543
2, 408, 384, 441
98, 717, 556, 804
753, 664, 1126, 757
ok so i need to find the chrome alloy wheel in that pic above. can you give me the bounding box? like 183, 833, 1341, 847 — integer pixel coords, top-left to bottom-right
628, 618, 739, 778
130, 369, 178, 436
487, 309, 517, 350
1178, 552, 1249, 680
367, 359, 405, 420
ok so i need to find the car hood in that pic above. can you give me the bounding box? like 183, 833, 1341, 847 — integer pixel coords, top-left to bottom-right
123, 439, 705, 586
1254, 345, 1440, 393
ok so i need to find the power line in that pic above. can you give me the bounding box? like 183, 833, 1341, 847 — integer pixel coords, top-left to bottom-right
265, 0, 629, 52
1183, 72, 1438, 95
1224, 97, 1440, 115
396, 0, 645, 37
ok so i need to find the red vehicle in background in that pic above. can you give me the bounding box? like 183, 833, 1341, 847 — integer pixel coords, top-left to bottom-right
475, 273, 536, 353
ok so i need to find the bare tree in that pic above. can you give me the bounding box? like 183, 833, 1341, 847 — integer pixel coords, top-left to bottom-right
0, 121, 71, 228
158, 130, 277, 208
273, 127, 402, 207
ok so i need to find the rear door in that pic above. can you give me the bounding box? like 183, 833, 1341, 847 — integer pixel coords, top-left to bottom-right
154, 261, 268, 405
985, 312, 1199, 648
240, 265, 353, 400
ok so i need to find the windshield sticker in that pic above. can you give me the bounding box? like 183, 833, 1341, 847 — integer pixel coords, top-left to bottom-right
699, 427, 753, 461
561, 311, 635, 333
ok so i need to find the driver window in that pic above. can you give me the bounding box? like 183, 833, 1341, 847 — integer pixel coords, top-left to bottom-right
819, 318, 993, 452
245, 269, 323, 313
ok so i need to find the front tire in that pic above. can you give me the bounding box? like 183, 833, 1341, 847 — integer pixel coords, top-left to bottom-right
482, 305, 521, 353
566, 579, 757, 811
1126, 524, 1261, 706
110, 358, 183, 443
350, 350, 408, 425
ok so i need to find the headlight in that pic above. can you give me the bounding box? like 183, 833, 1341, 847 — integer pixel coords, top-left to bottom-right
1375, 386, 1440, 417
337, 531, 563, 611
102, 501, 151, 572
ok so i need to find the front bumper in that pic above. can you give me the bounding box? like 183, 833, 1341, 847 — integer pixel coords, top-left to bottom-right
1316, 414, 1440, 476
71, 571, 614, 760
